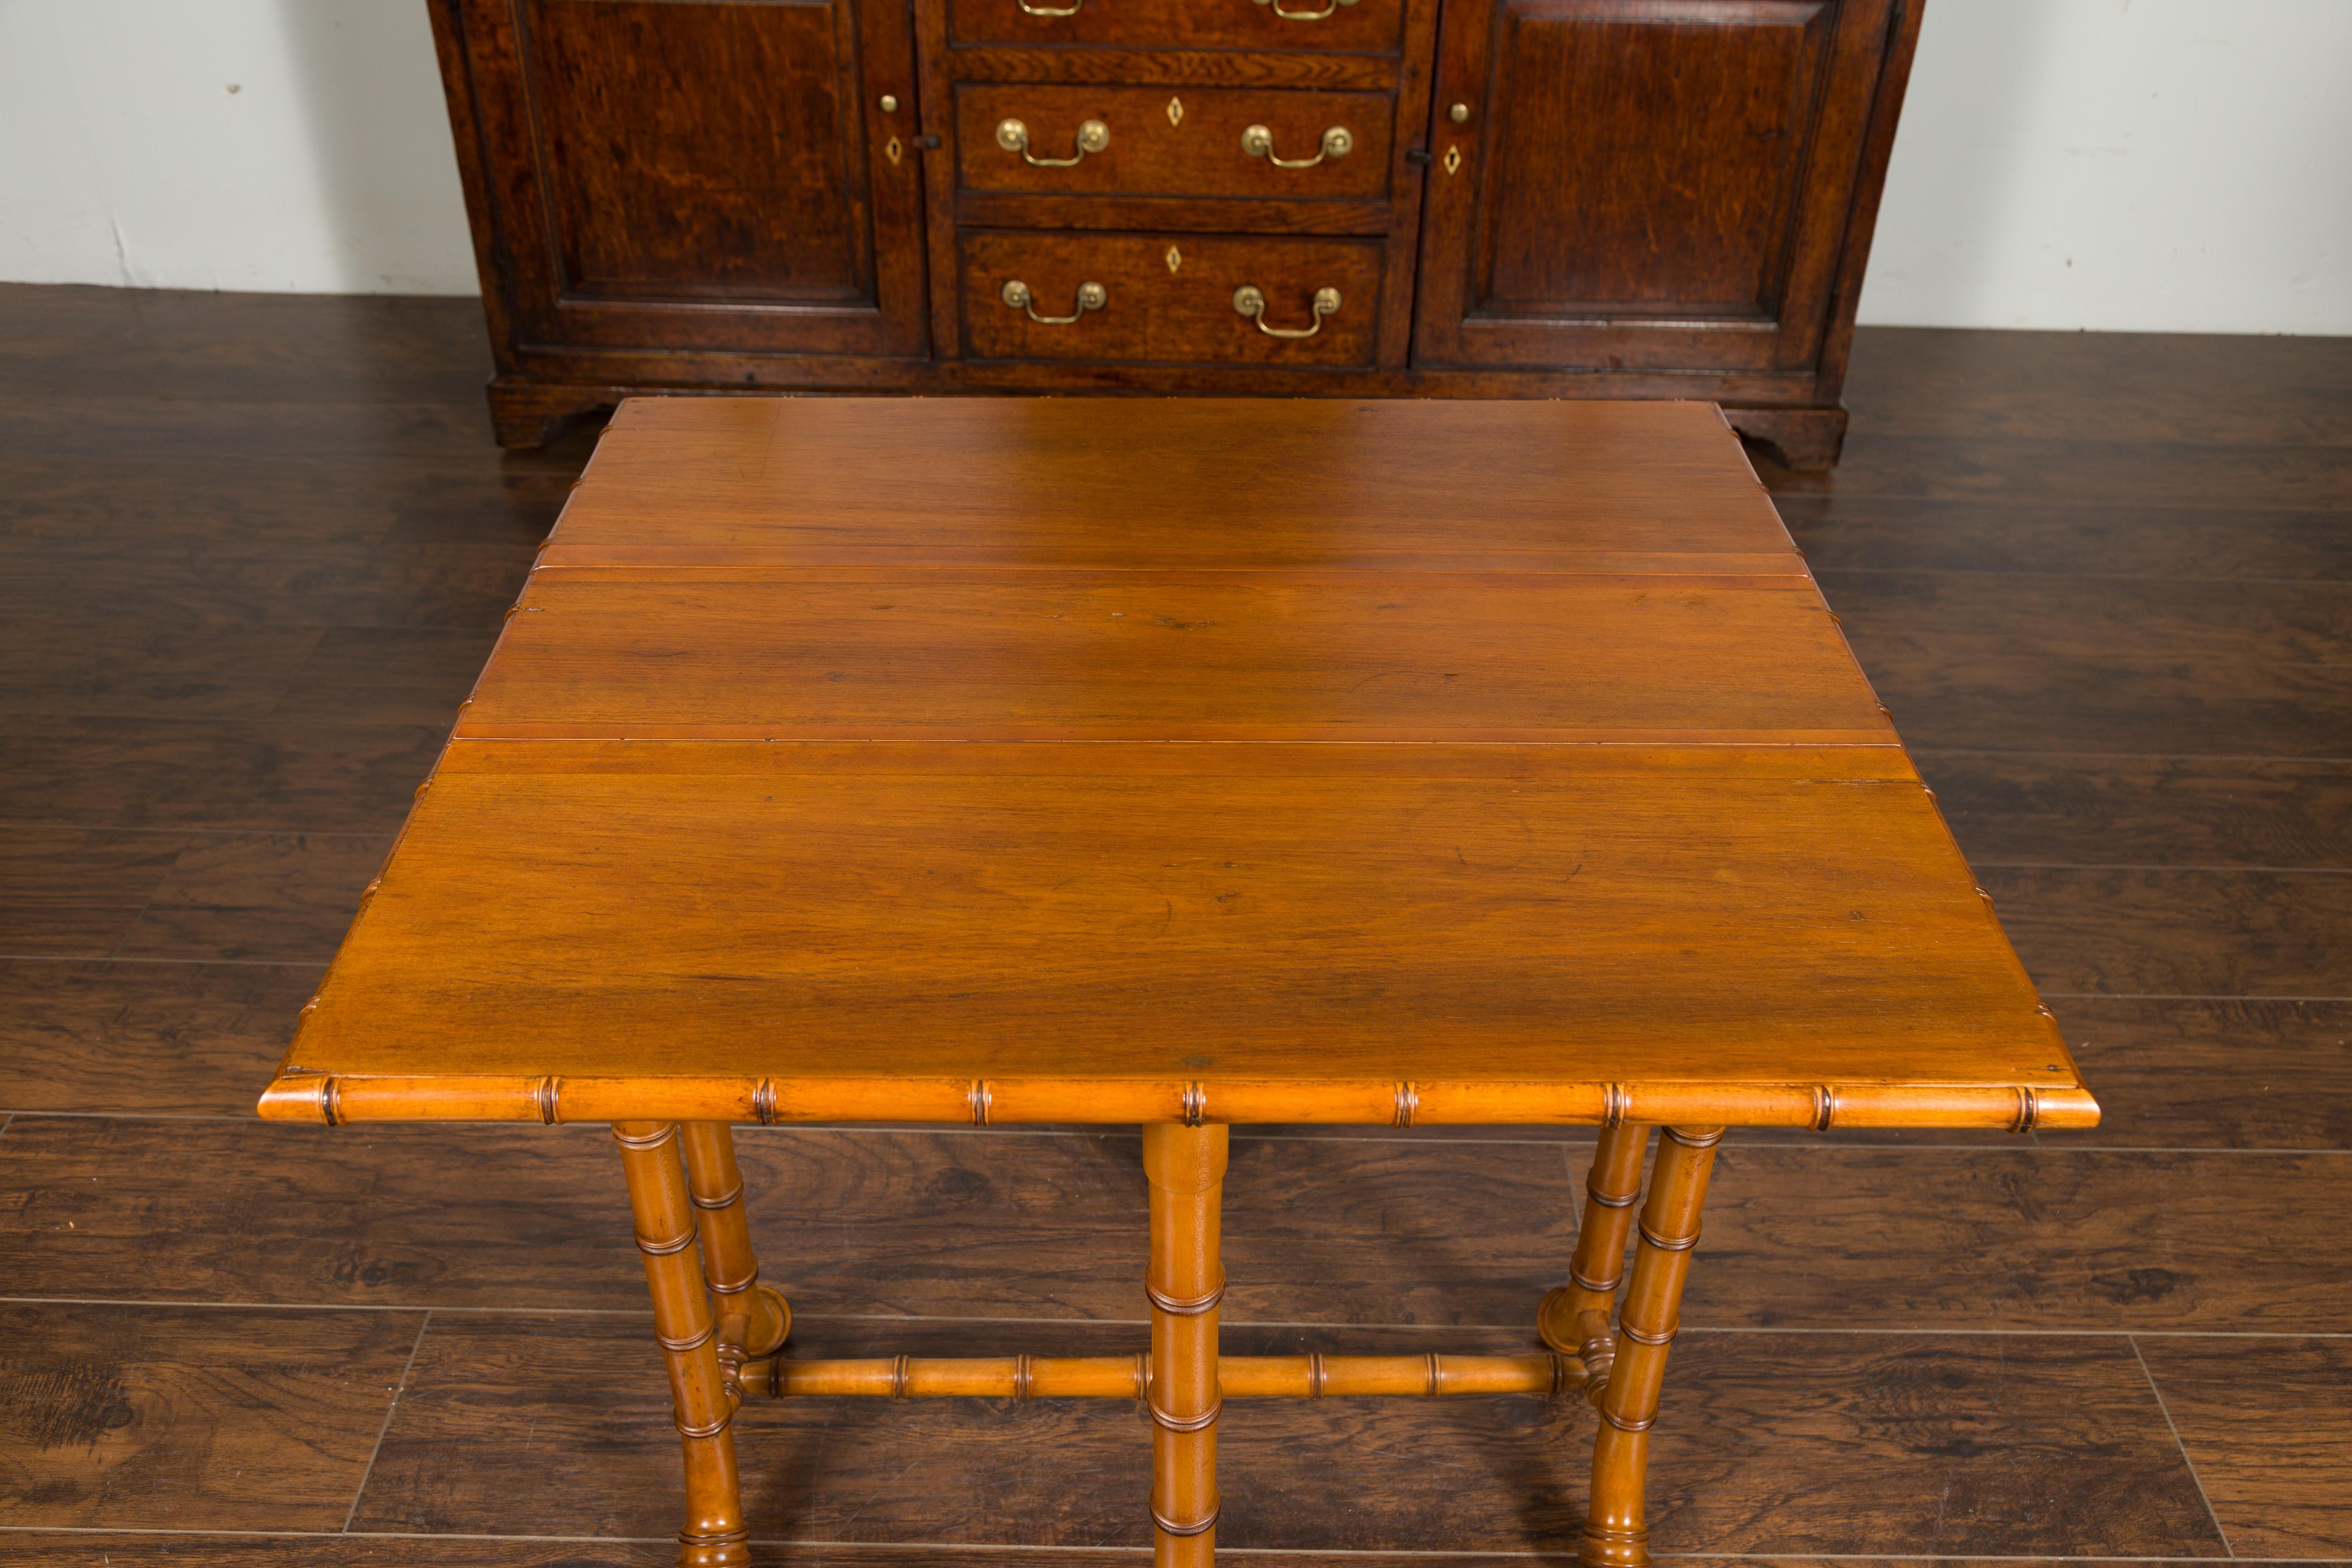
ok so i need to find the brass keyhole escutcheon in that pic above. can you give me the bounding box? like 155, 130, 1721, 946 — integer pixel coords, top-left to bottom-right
1166, 245, 1182, 274
1167, 96, 1185, 128
884, 135, 903, 166
1442, 145, 1463, 175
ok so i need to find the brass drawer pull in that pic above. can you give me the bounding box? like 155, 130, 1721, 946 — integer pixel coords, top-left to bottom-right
1017, 0, 1084, 12
997, 117, 1110, 168
1253, 0, 1359, 19
1234, 285, 1340, 339
1003, 279, 1107, 325
1241, 124, 1354, 168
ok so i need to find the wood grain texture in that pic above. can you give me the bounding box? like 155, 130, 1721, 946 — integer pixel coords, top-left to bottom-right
0, 827, 385, 962
352, 1315, 2219, 1556
1784, 497, 2352, 580
959, 230, 1386, 366
282, 395, 2078, 1121
0, 717, 446, 833
946, 0, 1407, 55
1414, 0, 1896, 383
0, 959, 321, 1116
0, 1301, 422, 1531
0, 1539, 676, 1567
0, 285, 495, 407
286, 743, 2081, 1093
0, 536, 533, 631
0, 617, 325, 722
0, 1119, 1581, 1325
1763, 434, 2352, 511
955, 85, 1395, 200
9, 291, 2341, 1556
1980, 866, 2352, 998
1819, 570, 2352, 666
470, 573, 1880, 741
2049, 998, 2352, 1149
1856, 652, 2352, 756
15, 1116, 2347, 1332
1675, 1145, 2352, 1332
1912, 755, 2352, 871
0, 827, 188, 955
542, 398, 1795, 571
1834, 325, 2352, 448
2136, 1336, 2352, 1558
0, 453, 573, 549
270, 626, 502, 729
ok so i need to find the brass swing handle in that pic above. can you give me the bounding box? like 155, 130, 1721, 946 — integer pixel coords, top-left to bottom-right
1002, 279, 1107, 325
996, 117, 1109, 167
1253, 0, 1359, 20
1241, 124, 1354, 168
1017, 0, 1083, 12
1234, 285, 1341, 339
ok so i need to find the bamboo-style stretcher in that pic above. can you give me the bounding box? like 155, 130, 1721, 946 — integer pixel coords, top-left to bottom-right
261, 397, 2096, 1568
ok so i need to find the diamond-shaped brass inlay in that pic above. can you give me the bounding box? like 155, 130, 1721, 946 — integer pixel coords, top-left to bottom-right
1442, 144, 1462, 175
1167, 96, 1184, 128
885, 135, 903, 166
1165, 245, 1182, 274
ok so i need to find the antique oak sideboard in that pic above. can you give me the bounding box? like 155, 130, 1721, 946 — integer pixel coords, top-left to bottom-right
426, 0, 1923, 466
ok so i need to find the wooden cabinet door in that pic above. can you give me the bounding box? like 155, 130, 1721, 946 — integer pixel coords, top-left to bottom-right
446, 0, 928, 358
1413, 0, 1898, 373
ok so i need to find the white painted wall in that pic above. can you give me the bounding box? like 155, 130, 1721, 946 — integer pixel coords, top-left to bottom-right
0, 0, 475, 294
1, 0, 2346, 331
1858, 0, 2352, 332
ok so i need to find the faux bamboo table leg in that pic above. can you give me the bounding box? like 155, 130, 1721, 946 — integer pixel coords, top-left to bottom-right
1580, 1125, 1721, 1568
680, 1122, 791, 1370
1142, 1122, 1228, 1568
616, 1121, 752, 1568
1539, 1123, 1655, 1378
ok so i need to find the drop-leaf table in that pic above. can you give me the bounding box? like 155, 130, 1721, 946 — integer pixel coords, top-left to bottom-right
261, 396, 2095, 1567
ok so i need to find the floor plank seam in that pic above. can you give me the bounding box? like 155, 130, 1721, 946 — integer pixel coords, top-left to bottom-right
8, 1525, 2334, 1562
1812, 566, 2352, 585
4, 1296, 2350, 1340
2040, 992, 2352, 1003
8, 1114, 2343, 1158
0, 952, 338, 968
2129, 1335, 2237, 1559
1969, 863, 2352, 875
1905, 750, 2352, 763
342, 1307, 431, 1534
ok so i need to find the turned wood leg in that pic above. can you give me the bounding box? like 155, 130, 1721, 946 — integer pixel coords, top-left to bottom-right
680, 1122, 792, 1380
1142, 1122, 1228, 1568
1581, 1125, 1722, 1568
616, 1121, 752, 1568
1539, 1124, 1655, 1378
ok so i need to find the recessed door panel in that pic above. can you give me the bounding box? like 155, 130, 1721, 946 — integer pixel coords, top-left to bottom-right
525, 0, 871, 303
1416, 0, 1892, 373
448, 0, 928, 355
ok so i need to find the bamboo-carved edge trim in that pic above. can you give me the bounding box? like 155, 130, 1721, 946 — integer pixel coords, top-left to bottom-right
260, 1073, 2097, 1130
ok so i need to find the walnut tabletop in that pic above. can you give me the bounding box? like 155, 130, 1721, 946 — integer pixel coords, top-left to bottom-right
260, 397, 2095, 1134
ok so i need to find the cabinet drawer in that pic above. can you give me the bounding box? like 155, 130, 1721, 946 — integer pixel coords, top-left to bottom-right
963, 231, 1381, 366
958, 84, 1393, 201
949, 0, 1402, 53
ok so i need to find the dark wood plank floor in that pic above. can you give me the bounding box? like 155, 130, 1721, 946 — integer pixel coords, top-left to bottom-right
2, 284, 2346, 1565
